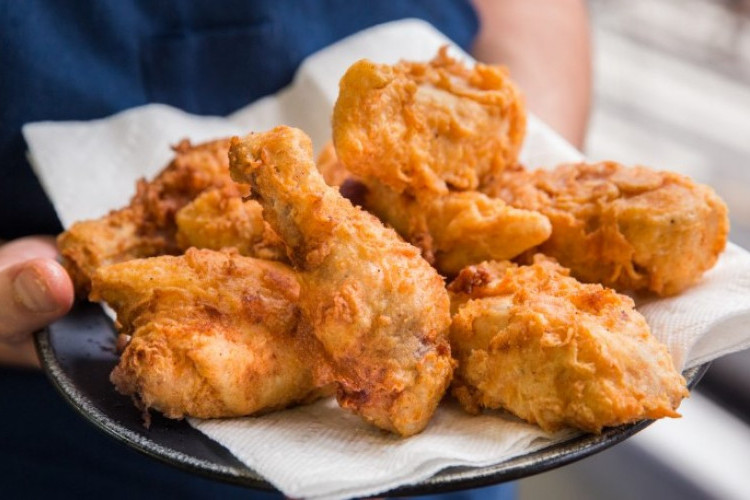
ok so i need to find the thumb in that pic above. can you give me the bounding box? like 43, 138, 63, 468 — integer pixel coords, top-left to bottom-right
0, 257, 74, 343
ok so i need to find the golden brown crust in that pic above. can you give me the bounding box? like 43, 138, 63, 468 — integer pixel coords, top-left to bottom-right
91, 248, 330, 419
175, 187, 287, 261
362, 179, 551, 275
483, 162, 730, 295
229, 126, 454, 436
57, 206, 166, 293
332, 47, 526, 198
448, 256, 689, 433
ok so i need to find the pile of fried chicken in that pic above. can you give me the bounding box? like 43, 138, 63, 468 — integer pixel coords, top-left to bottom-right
58, 47, 729, 437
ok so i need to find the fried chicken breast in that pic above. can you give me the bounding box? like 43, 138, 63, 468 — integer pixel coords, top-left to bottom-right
448, 256, 689, 433
484, 162, 729, 295
332, 47, 525, 197
91, 248, 329, 420
229, 126, 453, 436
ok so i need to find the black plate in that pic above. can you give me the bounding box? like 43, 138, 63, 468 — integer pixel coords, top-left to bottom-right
35, 301, 709, 496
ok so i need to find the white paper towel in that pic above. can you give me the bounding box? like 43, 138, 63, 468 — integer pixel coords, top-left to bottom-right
22, 19, 750, 500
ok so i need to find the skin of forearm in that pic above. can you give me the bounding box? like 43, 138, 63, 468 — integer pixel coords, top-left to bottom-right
471, 0, 592, 149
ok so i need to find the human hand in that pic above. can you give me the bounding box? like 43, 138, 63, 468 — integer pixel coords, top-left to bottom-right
0, 236, 74, 368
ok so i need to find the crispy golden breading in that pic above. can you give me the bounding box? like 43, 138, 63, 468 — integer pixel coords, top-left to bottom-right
58, 138, 238, 294
361, 179, 551, 276
316, 142, 551, 276
175, 187, 287, 261
91, 248, 330, 420
56, 207, 166, 295
483, 162, 730, 295
229, 126, 454, 437
448, 256, 689, 433
332, 47, 525, 197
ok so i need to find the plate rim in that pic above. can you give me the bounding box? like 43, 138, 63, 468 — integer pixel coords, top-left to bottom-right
35, 307, 709, 496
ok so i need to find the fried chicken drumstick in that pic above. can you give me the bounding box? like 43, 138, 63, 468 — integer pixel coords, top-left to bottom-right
483, 162, 729, 295
448, 256, 689, 433
229, 126, 454, 436
91, 248, 329, 419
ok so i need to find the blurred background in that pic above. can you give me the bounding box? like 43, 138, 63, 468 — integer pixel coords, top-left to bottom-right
518, 0, 750, 498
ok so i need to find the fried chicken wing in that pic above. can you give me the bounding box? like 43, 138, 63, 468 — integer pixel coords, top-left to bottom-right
175, 187, 287, 261
483, 162, 729, 295
58, 138, 237, 294
229, 126, 453, 436
332, 47, 525, 197
448, 256, 689, 433
91, 248, 329, 420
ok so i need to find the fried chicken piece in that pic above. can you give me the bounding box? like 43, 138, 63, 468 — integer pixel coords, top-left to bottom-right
360, 179, 551, 276
90, 248, 329, 419
448, 256, 689, 433
229, 126, 453, 437
175, 187, 287, 261
58, 138, 237, 294
483, 162, 730, 295
316, 142, 550, 276
332, 47, 525, 197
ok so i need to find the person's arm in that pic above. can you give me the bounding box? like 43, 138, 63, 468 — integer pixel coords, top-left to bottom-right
0, 236, 74, 368
471, 0, 592, 149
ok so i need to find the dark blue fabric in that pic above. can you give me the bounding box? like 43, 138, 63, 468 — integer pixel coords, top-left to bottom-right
411, 484, 518, 500
0, 0, 478, 239
0, 367, 284, 499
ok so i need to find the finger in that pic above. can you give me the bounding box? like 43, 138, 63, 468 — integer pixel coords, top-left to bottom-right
0, 258, 74, 342
0, 235, 60, 269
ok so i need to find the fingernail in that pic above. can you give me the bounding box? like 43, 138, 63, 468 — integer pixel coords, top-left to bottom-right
13, 267, 59, 313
